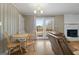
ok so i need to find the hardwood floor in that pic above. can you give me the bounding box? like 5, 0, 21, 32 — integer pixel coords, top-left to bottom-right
25, 40, 54, 55
68, 41, 79, 55
10, 40, 79, 55
26, 40, 79, 55
3, 40, 79, 55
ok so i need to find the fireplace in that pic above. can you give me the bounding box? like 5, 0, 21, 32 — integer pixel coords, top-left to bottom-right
67, 29, 78, 37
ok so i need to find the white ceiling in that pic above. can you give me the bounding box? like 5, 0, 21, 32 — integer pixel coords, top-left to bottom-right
14, 3, 79, 16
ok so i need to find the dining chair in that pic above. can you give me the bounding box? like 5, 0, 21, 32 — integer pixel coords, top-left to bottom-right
23, 34, 35, 53
3, 32, 21, 55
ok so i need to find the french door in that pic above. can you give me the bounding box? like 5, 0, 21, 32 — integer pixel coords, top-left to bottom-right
36, 17, 54, 39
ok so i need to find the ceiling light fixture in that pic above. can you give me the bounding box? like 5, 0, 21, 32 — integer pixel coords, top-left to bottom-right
34, 10, 37, 14
40, 10, 43, 14
34, 10, 43, 14
33, 4, 44, 14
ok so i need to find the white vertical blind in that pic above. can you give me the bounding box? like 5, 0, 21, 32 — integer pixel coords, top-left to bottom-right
19, 14, 25, 34
0, 3, 25, 39
0, 4, 4, 39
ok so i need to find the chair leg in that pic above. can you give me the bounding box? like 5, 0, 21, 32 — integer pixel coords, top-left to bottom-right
8, 49, 10, 55
33, 42, 35, 51
20, 47, 23, 54
19, 44, 23, 54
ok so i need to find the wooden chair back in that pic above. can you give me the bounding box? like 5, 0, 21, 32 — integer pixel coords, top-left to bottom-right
3, 32, 11, 44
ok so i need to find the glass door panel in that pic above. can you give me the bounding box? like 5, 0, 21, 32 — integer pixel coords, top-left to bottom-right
36, 18, 44, 39
36, 17, 54, 39
45, 18, 54, 38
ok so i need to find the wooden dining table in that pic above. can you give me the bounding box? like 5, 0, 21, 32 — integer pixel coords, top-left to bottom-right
12, 34, 30, 49
13, 34, 29, 38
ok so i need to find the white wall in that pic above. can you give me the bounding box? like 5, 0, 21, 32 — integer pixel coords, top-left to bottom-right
54, 15, 64, 33
64, 15, 79, 23
64, 14, 79, 41
24, 15, 36, 39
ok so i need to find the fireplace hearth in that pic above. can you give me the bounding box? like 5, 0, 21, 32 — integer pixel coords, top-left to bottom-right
67, 29, 78, 37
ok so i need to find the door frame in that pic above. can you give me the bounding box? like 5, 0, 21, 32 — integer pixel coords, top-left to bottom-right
35, 16, 54, 39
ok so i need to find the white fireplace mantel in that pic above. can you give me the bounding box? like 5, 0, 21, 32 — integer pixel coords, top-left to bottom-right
64, 14, 79, 41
